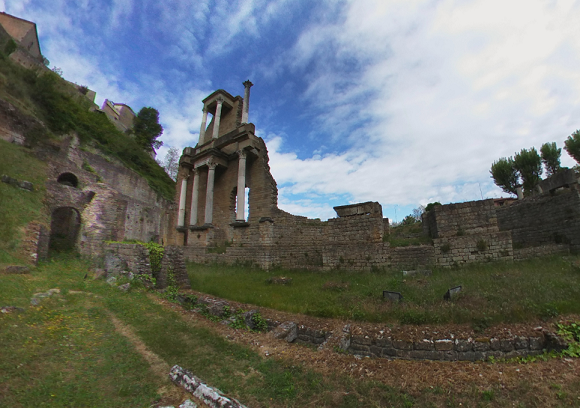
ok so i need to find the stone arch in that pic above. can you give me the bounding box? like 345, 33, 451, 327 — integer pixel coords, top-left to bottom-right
49, 207, 81, 253
57, 172, 79, 188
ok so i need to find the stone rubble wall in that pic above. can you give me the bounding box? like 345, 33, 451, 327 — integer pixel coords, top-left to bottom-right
346, 331, 547, 361
424, 199, 499, 238
496, 187, 580, 252
104, 243, 152, 276
433, 232, 514, 267
158, 246, 191, 290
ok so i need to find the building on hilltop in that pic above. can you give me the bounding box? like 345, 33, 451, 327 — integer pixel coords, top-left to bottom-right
100, 99, 136, 133
0, 11, 46, 69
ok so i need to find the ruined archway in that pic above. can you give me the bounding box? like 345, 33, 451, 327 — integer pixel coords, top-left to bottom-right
57, 172, 79, 188
49, 207, 81, 254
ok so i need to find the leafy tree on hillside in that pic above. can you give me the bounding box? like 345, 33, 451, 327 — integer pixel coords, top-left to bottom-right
564, 130, 580, 164
540, 142, 561, 177
513, 147, 542, 194
133, 107, 163, 152
490, 157, 518, 195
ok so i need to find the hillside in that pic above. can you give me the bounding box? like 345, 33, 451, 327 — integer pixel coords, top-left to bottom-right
0, 38, 175, 265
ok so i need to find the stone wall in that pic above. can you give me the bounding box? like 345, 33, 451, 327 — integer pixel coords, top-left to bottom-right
496, 187, 580, 252
433, 232, 513, 267
104, 243, 152, 277
424, 199, 499, 238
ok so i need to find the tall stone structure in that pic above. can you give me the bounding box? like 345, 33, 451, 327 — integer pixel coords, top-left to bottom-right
172, 81, 279, 248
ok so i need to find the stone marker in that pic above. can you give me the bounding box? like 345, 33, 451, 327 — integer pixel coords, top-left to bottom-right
383, 291, 403, 302
169, 365, 247, 408
444, 285, 462, 300
271, 321, 297, 342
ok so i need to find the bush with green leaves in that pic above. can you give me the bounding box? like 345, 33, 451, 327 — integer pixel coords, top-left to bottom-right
540, 142, 562, 177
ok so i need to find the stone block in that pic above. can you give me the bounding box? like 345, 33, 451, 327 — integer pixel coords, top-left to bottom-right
514, 336, 529, 350
2, 265, 30, 274
393, 339, 413, 350
375, 338, 392, 348
473, 339, 491, 352
529, 337, 544, 350
414, 339, 434, 350
409, 350, 444, 360
434, 339, 454, 351
455, 339, 472, 352
499, 339, 514, 352
272, 321, 298, 343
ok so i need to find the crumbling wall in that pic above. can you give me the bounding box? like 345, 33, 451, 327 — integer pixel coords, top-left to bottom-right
424, 199, 499, 238
497, 187, 580, 252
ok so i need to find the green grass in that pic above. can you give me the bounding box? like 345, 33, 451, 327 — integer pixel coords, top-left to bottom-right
2, 255, 579, 407
0, 255, 417, 407
385, 221, 432, 247
0, 140, 48, 264
0, 58, 175, 200
187, 256, 580, 327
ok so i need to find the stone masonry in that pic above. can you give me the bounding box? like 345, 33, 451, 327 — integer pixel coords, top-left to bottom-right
173, 84, 580, 271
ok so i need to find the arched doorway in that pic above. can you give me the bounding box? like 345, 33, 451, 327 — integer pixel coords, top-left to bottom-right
57, 172, 79, 188
49, 207, 81, 253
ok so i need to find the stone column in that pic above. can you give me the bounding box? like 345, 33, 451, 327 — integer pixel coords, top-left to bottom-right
204, 162, 217, 224
189, 168, 200, 226
236, 150, 247, 221
177, 177, 188, 227
241, 80, 253, 124
198, 107, 208, 144
212, 97, 224, 139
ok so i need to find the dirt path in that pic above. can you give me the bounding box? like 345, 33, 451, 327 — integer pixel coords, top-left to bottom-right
107, 311, 203, 407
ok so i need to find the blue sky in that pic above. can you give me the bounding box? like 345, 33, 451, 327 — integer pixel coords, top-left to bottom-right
4, 0, 580, 222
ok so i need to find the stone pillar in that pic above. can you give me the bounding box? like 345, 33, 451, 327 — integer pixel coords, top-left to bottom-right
204, 162, 217, 224
198, 107, 208, 144
189, 169, 200, 226
241, 80, 253, 124
516, 186, 523, 200
212, 97, 224, 139
236, 150, 247, 221
177, 177, 188, 227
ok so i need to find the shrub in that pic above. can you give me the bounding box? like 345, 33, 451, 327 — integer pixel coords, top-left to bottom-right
564, 130, 580, 164
476, 239, 488, 252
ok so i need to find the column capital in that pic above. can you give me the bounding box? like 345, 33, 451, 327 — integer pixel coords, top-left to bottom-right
236, 149, 247, 159
215, 96, 224, 104
207, 160, 217, 170
202, 106, 207, 113
243, 80, 253, 88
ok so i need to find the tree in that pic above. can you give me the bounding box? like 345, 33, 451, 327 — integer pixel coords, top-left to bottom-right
564, 130, 580, 164
513, 147, 542, 194
490, 157, 518, 195
540, 142, 561, 177
412, 205, 425, 221
157, 146, 180, 181
133, 107, 163, 152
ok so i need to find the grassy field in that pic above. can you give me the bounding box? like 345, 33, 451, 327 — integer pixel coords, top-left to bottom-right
0, 255, 417, 407
1, 255, 579, 407
187, 256, 580, 328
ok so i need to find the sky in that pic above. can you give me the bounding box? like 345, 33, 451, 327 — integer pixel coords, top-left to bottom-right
3, 0, 580, 222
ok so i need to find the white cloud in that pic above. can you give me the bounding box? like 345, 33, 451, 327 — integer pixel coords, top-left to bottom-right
263, 0, 580, 219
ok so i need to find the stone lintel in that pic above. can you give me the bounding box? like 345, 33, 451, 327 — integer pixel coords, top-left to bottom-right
230, 221, 250, 228
334, 201, 383, 217
259, 217, 274, 223
189, 224, 213, 231
192, 153, 228, 169
176, 226, 188, 233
